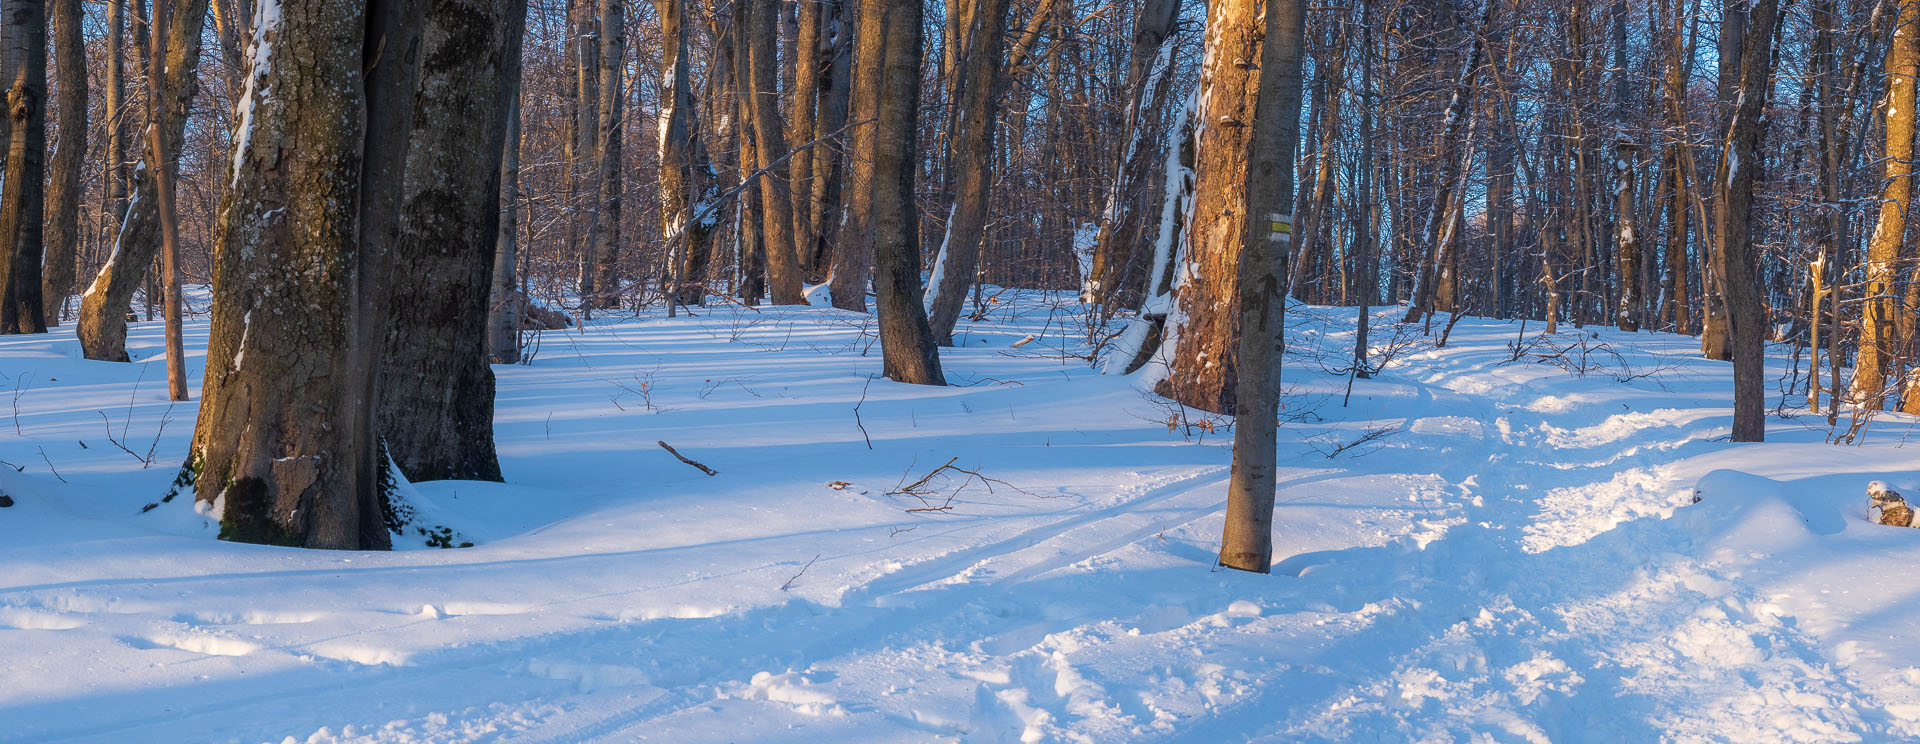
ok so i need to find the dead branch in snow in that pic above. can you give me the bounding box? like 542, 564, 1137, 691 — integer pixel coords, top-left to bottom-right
657, 441, 718, 476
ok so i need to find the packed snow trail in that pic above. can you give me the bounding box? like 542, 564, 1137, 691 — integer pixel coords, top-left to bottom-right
3, 297, 1919, 742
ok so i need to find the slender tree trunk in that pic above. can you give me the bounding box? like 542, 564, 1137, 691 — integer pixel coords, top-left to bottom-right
1714, 0, 1777, 442
1402, 0, 1495, 324
0, 0, 48, 334
73, 0, 210, 359
571, 0, 600, 309
1857, 0, 1919, 410
831, 0, 883, 312
103, 0, 126, 261
924, 0, 1013, 345
146, 0, 185, 401
658, 0, 712, 307
790, 0, 822, 276
861, 0, 944, 384
807, 0, 852, 281
746, 0, 805, 304
1219, 0, 1306, 574
380, 0, 525, 483
186, 0, 423, 549
490, 93, 524, 364
41, 0, 82, 324
1086, 0, 1181, 309
586, 0, 624, 309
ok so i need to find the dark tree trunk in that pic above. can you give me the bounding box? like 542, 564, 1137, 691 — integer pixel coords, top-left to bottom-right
863, 0, 944, 384
185, 0, 423, 549
747, 0, 805, 304
658, 0, 713, 307
380, 0, 526, 483
830, 0, 881, 312
0, 0, 48, 334
807, 0, 852, 280
1715, 0, 1778, 442
587, 0, 624, 309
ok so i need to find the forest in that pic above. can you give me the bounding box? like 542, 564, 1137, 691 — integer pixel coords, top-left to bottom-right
4, 0, 1920, 740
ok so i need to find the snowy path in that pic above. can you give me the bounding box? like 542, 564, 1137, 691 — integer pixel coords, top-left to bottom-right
4, 299, 1920, 742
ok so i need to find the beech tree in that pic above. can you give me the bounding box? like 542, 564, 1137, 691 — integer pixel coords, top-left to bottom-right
857, 0, 944, 384
0, 0, 48, 334
185, 0, 423, 548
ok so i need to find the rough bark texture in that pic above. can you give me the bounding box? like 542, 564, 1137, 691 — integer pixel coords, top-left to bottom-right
41, 0, 82, 324
0, 0, 48, 334
864, 0, 944, 385
747, 0, 805, 304
924, 0, 1012, 345
380, 0, 525, 484
1855, 0, 1917, 409
185, 0, 422, 549
1219, 0, 1306, 574
74, 0, 210, 359
1154, 0, 1275, 414
1713, 0, 1777, 442
830, 0, 883, 312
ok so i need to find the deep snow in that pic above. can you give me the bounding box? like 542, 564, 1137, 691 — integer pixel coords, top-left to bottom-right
4, 293, 1920, 743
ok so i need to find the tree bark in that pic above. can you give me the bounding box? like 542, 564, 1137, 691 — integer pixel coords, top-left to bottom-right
73, 0, 211, 359
1219, 0, 1306, 574
586, 0, 624, 309
489, 92, 524, 364
807, 0, 852, 283
185, 0, 423, 549
830, 0, 882, 312
923, 0, 1013, 345
747, 0, 806, 304
861, 0, 944, 384
1714, 0, 1778, 442
0, 0, 48, 334
658, 0, 713, 307
147, 0, 185, 402
1856, 0, 1918, 410
41, 0, 81, 324
1402, 0, 1495, 324
1085, 0, 1181, 309
380, 0, 526, 484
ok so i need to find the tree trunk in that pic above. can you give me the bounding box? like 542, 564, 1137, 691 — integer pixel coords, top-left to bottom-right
147, 0, 185, 402
658, 0, 713, 307
923, 0, 1013, 345
1085, 0, 1180, 310
1155, 0, 1289, 414
1402, 0, 1495, 324
789, 0, 822, 277
0, 0, 48, 334
73, 0, 210, 359
862, 0, 944, 384
41, 0, 81, 324
1856, 0, 1918, 410
747, 0, 805, 304
103, 0, 127, 270
380, 0, 524, 484
185, 0, 423, 549
1714, 0, 1777, 442
585, 0, 624, 309
830, 0, 882, 312
1219, 0, 1306, 574
489, 92, 524, 364
806, 0, 852, 282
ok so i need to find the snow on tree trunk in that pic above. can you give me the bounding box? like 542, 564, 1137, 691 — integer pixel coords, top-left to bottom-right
924, 0, 1012, 346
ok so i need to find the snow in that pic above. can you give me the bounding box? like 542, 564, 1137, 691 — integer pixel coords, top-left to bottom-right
5, 298, 1920, 741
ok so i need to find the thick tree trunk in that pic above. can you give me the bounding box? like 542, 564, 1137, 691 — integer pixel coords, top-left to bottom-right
0, 0, 48, 334
862, 0, 944, 384
1219, 0, 1306, 574
923, 0, 1012, 345
1156, 0, 1299, 414
1714, 0, 1777, 442
747, 0, 805, 305
1856, 0, 1918, 410
73, 0, 210, 359
41, 0, 81, 324
185, 0, 423, 549
380, 0, 525, 484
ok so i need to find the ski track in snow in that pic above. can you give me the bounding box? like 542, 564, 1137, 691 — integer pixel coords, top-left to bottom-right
3, 295, 1920, 742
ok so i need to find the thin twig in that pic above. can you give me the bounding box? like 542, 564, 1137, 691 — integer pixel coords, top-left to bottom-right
780, 553, 821, 591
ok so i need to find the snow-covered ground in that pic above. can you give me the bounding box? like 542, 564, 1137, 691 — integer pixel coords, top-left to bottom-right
4, 293, 1919, 743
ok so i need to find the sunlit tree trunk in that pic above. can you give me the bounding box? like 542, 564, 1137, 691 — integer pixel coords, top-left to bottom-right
1858, 0, 1919, 410
41, 0, 82, 324
860, 0, 944, 384
0, 0, 48, 334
